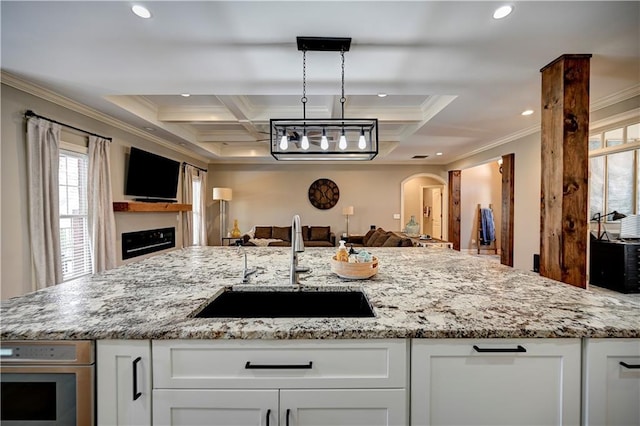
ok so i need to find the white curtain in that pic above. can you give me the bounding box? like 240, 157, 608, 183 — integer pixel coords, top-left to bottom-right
26, 117, 63, 289
182, 165, 208, 246
195, 169, 208, 245
88, 136, 117, 272
182, 165, 195, 247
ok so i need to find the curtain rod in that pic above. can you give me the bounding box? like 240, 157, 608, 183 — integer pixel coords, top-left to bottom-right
24, 110, 112, 141
182, 162, 207, 173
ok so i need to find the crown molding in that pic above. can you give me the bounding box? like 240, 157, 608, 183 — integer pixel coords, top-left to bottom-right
1, 72, 210, 163
446, 124, 541, 164
591, 84, 640, 111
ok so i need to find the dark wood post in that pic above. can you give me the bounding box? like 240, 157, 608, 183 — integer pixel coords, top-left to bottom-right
539, 54, 591, 288
448, 170, 461, 251
501, 154, 515, 267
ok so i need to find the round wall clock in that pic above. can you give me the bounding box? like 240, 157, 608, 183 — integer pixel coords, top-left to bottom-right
308, 178, 340, 210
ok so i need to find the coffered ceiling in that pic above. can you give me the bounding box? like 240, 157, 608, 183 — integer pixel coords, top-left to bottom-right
2, 1, 639, 164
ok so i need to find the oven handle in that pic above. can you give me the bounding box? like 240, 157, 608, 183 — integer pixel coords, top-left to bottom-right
133, 357, 142, 401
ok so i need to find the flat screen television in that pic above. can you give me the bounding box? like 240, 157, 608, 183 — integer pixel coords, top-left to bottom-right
125, 147, 180, 202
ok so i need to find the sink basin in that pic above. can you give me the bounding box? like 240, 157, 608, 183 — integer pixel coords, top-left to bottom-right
194, 289, 375, 318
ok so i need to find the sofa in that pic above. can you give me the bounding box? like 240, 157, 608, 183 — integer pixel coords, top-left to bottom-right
241, 225, 336, 247
344, 228, 413, 247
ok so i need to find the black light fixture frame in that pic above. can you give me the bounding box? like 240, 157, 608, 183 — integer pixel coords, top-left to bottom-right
271, 37, 379, 161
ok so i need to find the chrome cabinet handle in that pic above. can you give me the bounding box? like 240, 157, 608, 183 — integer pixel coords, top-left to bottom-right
620, 361, 640, 369
132, 356, 142, 401
473, 345, 527, 353
245, 361, 313, 369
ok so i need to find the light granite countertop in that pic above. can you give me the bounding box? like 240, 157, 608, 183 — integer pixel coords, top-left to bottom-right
1, 247, 639, 340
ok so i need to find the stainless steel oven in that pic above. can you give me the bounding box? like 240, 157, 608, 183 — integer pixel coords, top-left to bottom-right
0, 341, 94, 426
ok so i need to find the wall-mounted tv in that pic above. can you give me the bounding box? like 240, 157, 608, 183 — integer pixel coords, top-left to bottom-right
125, 147, 180, 202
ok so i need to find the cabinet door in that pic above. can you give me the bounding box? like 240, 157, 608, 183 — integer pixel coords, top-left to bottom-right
153, 389, 278, 426
411, 339, 581, 426
97, 340, 151, 426
584, 338, 640, 426
280, 389, 407, 426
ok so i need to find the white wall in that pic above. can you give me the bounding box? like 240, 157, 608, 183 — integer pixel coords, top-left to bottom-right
1, 84, 207, 299
460, 162, 502, 252
447, 132, 541, 271
207, 164, 448, 244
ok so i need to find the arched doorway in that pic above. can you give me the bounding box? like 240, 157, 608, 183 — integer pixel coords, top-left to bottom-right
400, 173, 448, 240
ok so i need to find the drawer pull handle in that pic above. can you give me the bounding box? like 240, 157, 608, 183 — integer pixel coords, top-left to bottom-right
266, 409, 271, 426
245, 361, 313, 369
473, 345, 527, 353
132, 356, 142, 401
620, 361, 640, 369
286, 408, 291, 426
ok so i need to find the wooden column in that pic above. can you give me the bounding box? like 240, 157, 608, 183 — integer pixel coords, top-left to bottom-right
448, 170, 461, 251
540, 54, 591, 288
501, 154, 515, 267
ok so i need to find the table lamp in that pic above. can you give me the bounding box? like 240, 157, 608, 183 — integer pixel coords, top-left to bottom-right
591, 210, 626, 240
342, 206, 354, 237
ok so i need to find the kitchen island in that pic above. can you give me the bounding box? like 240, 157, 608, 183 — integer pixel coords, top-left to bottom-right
1, 247, 639, 426
1, 246, 639, 340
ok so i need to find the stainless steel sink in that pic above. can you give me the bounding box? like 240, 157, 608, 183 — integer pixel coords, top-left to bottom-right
193, 288, 375, 318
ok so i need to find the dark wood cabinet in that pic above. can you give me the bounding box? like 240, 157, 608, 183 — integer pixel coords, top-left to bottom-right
589, 239, 640, 293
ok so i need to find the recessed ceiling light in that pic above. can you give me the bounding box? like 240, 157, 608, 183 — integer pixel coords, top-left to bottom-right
132, 5, 151, 19
493, 5, 513, 19
521, 109, 534, 116
144, 126, 155, 131
436, 152, 443, 156
181, 93, 190, 97
377, 93, 388, 98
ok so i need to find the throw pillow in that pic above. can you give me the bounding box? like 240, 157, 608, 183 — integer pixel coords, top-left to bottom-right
362, 228, 377, 246
382, 234, 402, 247
272, 226, 291, 242
301, 225, 310, 241
254, 226, 272, 239
365, 228, 385, 246
370, 231, 392, 247
310, 226, 330, 241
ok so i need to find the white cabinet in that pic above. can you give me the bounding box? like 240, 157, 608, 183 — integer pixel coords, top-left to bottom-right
584, 338, 640, 426
280, 389, 406, 426
152, 339, 408, 426
97, 340, 151, 426
153, 389, 278, 426
153, 388, 406, 426
411, 338, 581, 426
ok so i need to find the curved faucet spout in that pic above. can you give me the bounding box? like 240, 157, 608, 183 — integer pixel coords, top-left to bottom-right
290, 214, 305, 286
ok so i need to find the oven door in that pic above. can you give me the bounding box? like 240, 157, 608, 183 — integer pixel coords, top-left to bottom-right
0, 365, 94, 426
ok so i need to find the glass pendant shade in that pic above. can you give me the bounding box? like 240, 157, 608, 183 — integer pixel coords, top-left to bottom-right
358, 129, 366, 150
339, 131, 347, 150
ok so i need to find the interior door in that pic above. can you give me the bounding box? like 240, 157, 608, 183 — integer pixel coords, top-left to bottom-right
431, 188, 442, 239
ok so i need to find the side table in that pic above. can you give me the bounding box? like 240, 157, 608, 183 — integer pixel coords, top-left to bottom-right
222, 237, 242, 246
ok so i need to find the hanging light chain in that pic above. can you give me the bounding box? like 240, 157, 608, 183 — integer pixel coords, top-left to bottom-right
340, 49, 346, 119
301, 49, 307, 120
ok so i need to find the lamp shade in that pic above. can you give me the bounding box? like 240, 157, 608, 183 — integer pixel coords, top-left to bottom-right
213, 187, 232, 201
342, 206, 354, 216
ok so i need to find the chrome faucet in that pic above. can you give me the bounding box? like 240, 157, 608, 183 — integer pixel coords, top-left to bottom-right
290, 214, 309, 286
237, 244, 257, 283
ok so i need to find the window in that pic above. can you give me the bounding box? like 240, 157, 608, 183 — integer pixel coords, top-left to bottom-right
589, 122, 640, 220
59, 148, 92, 281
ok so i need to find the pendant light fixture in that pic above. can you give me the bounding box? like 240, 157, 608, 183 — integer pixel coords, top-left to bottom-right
271, 37, 378, 161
